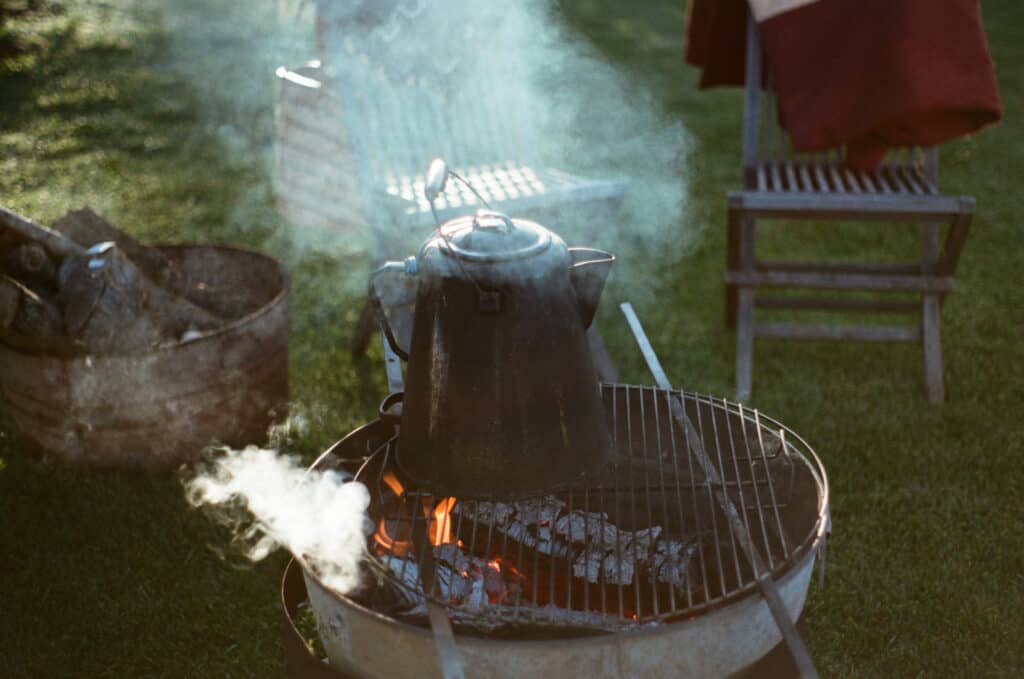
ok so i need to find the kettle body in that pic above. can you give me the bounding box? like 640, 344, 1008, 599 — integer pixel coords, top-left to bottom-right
376, 210, 614, 499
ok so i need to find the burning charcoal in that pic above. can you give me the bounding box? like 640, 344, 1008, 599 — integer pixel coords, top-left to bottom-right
463, 574, 487, 610
511, 496, 565, 526
434, 543, 471, 573
573, 542, 638, 585
378, 553, 476, 605
434, 563, 472, 603
601, 550, 636, 585
554, 510, 617, 546
621, 526, 663, 559
652, 539, 698, 586
533, 524, 567, 557
379, 554, 421, 590
454, 499, 514, 527
503, 520, 534, 548
572, 543, 605, 584
503, 520, 569, 558
476, 558, 508, 605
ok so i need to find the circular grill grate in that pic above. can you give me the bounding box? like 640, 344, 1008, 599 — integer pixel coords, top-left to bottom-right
359, 385, 828, 630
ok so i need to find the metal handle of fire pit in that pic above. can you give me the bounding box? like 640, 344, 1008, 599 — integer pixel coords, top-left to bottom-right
619, 302, 820, 679
379, 327, 467, 679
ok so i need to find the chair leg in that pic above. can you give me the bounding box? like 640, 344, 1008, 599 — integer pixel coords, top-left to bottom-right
921, 293, 944, 403
725, 210, 741, 329
350, 296, 378, 357
735, 288, 755, 402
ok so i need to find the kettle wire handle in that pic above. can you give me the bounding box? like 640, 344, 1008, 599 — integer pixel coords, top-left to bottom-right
368, 258, 416, 361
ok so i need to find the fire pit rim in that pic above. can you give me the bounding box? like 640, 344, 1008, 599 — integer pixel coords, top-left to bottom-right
300, 389, 830, 633
298, 536, 822, 649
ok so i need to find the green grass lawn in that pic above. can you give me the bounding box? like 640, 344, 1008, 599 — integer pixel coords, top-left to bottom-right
1, 1, 1022, 677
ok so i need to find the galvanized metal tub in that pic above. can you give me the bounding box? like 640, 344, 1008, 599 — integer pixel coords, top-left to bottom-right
0, 245, 288, 471
299, 398, 830, 678
303, 548, 819, 679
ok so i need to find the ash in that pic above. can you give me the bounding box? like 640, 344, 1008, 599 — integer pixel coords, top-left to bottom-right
374, 495, 698, 626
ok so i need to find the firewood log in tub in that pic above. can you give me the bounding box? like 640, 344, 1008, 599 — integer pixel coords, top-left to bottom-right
0, 274, 73, 355
0, 204, 226, 353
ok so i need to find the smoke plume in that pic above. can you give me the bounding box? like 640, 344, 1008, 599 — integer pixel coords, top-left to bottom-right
185, 446, 372, 594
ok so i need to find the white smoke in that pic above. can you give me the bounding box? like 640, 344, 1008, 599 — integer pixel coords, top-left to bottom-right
185, 446, 372, 594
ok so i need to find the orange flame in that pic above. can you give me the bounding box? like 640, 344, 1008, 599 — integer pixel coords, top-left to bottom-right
372, 471, 458, 554
430, 497, 457, 546
382, 471, 404, 496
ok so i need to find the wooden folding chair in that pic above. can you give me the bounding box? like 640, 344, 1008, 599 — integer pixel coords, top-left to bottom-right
725, 16, 974, 403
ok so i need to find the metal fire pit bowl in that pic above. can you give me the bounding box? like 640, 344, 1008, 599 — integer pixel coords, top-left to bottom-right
299, 387, 829, 678
0, 245, 288, 471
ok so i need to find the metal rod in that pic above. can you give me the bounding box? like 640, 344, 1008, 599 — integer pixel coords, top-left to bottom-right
619, 302, 819, 679
378, 326, 465, 679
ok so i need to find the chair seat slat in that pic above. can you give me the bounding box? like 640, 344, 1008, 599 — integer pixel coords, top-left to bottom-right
811, 157, 831, 193
874, 169, 894, 193
899, 166, 925, 195
858, 170, 878, 193
784, 161, 800, 191
769, 161, 783, 191
843, 168, 863, 193
883, 166, 908, 194
827, 162, 847, 193
912, 166, 939, 195
797, 163, 814, 192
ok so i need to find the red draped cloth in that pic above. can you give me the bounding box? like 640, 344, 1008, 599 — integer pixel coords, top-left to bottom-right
685, 0, 1002, 169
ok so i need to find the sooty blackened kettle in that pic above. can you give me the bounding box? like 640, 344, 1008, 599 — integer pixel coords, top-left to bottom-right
371, 160, 615, 499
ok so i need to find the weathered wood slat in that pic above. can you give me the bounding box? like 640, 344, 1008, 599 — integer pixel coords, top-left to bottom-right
755, 295, 919, 313
912, 166, 939, 194
899, 166, 925, 194
811, 159, 831, 193
783, 162, 799, 191
874, 170, 894, 193
883, 166, 908, 194
752, 259, 921, 275
754, 322, 920, 343
725, 269, 954, 293
797, 163, 814, 192
827, 161, 846, 193
769, 160, 782, 191
938, 206, 974, 276
843, 168, 863, 193
728, 191, 969, 221
857, 170, 878, 193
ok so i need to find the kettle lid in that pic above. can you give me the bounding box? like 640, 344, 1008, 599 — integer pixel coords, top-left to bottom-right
436, 209, 552, 263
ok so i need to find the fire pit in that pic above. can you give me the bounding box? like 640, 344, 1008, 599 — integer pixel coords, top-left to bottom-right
296, 386, 828, 678
279, 160, 826, 677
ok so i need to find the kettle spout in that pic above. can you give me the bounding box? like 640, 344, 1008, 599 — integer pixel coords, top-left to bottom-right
568, 247, 615, 328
